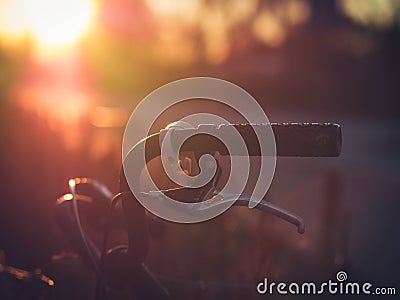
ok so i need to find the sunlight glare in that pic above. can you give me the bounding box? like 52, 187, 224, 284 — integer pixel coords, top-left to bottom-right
0, 0, 93, 49
26, 0, 93, 47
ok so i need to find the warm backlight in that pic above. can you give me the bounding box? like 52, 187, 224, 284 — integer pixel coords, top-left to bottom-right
0, 0, 93, 48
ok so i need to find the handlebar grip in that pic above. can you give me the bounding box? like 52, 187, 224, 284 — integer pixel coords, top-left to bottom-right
219, 123, 341, 157
268, 123, 341, 157
130, 122, 342, 167
172, 123, 341, 157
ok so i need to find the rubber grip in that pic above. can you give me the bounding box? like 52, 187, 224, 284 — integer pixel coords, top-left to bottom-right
234, 123, 342, 157
172, 123, 341, 157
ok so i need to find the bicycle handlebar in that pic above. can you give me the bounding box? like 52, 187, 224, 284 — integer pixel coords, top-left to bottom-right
158, 123, 342, 158
55, 122, 342, 300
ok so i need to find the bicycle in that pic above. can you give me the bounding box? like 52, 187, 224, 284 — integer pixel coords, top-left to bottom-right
55, 122, 342, 300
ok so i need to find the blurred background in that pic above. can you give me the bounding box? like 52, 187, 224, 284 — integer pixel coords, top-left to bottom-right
0, 0, 399, 299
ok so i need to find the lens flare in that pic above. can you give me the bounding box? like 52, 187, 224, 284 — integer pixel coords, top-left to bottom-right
0, 0, 94, 49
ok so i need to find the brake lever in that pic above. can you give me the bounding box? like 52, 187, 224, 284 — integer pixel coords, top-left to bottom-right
213, 191, 305, 234
143, 188, 305, 234
143, 158, 304, 233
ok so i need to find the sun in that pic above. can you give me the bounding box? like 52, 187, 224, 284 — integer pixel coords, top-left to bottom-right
0, 0, 94, 49
27, 0, 93, 47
